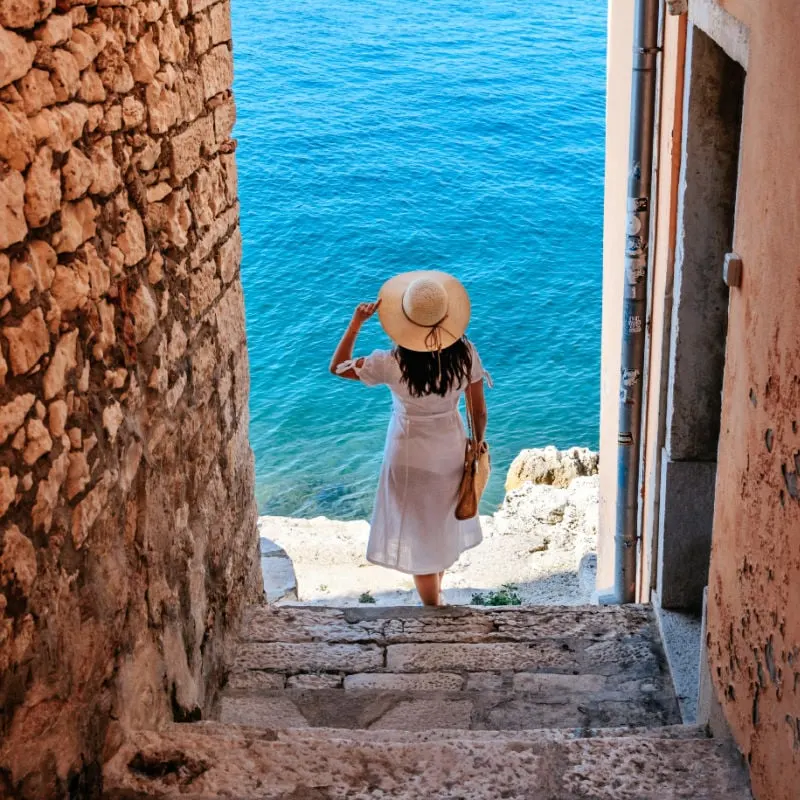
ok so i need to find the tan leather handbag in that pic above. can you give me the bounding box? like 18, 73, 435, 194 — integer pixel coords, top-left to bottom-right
455, 389, 490, 520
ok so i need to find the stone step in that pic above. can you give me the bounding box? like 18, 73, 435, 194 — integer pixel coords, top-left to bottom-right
103, 722, 752, 799
219, 683, 679, 731
231, 605, 670, 683
225, 603, 680, 731
240, 603, 658, 646
192, 720, 712, 742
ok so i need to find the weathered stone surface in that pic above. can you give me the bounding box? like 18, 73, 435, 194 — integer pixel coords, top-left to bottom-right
130, 28, 159, 83
213, 92, 235, 142
171, 113, 214, 182
42, 47, 80, 101
24, 145, 61, 227
17, 67, 56, 114
0, 29, 35, 88
10, 257, 36, 304
224, 605, 681, 733
51, 197, 96, 252
0, 525, 36, 596
241, 604, 654, 645
220, 695, 310, 729
506, 446, 599, 491
234, 643, 384, 674
117, 208, 146, 265
71, 472, 109, 547
0, 0, 55, 29
0, 171, 27, 248
47, 399, 67, 436
0, 1, 255, 795
50, 262, 90, 312
132, 283, 158, 341
217, 225, 241, 283
344, 673, 465, 691
0, 393, 35, 444
0, 467, 18, 517
23, 416, 52, 464
96, 33, 133, 93
145, 76, 180, 134
371, 698, 475, 731
66, 27, 97, 70
88, 135, 121, 195
34, 11, 72, 44
286, 674, 343, 689
209, 1, 231, 44
31, 447, 68, 531
78, 67, 105, 102
189, 258, 220, 318
30, 103, 88, 152
103, 724, 752, 799
512, 672, 607, 694
386, 642, 581, 673
26, 239, 56, 291
199, 43, 232, 100
226, 671, 286, 691
0, 105, 35, 171
62, 146, 94, 200
3, 308, 49, 374
102, 401, 123, 441
43, 328, 78, 398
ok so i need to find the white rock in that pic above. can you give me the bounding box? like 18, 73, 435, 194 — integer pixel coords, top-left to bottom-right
505, 446, 598, 491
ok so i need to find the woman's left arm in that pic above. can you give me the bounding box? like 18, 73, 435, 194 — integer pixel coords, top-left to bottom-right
329, 300, 381, 380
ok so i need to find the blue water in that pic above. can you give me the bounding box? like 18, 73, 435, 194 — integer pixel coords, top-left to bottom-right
231, 0, 606, 520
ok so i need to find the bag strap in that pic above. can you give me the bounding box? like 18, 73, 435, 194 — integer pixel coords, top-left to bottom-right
465, 383, 478, 458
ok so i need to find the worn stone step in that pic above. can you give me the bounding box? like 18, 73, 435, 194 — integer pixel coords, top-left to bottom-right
219, 683, 680, 731
241, 603, 658, 645
192, 720, 712, 743
231, 605, 669, 687
103, 722, 752, 799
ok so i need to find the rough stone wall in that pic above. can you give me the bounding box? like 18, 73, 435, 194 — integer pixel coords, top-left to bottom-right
0, 0, 260, 795
703, 2, 800, 799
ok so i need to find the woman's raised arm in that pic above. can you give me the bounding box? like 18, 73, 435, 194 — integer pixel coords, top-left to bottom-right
329, 299, 381, 379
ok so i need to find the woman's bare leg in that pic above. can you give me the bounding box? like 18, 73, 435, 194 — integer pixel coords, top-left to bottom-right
438, 571, 446, 605
414, 574, 441, 606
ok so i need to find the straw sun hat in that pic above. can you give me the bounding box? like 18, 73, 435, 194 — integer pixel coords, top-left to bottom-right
378, 271, 471, 352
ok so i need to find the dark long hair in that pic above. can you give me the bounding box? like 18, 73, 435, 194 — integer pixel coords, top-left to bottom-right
395, 337, 473, 397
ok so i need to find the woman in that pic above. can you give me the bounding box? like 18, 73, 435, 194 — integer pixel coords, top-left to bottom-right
329, 271, 489, 606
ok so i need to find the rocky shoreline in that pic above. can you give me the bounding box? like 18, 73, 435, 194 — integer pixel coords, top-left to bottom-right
259, 447, 599, 607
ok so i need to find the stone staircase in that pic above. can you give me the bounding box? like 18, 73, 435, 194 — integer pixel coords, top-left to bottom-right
103, 604, 752, 798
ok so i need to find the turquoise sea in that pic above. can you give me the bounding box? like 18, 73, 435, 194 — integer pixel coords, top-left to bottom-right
231, 0, 606, 519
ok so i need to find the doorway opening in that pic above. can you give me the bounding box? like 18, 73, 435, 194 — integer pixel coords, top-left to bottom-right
654, 21, 746, 720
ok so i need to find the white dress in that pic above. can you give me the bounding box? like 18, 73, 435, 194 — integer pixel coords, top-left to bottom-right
341, 344, 488, 575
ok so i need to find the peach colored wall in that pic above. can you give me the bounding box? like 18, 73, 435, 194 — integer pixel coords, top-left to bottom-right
702, 1, 800, 797
597, 0, 634, 596
603, 3, 799, 794
637, 10, 687, 601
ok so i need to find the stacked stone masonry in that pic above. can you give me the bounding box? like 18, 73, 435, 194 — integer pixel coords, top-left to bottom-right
0, 0, 260, 796
220, 605, 685, 732
104, 605, 753, 799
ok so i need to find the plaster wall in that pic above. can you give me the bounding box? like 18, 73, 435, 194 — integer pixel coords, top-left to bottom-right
0, 0, 261, 795
699, 1, 800, 796
603, 3, 800, 795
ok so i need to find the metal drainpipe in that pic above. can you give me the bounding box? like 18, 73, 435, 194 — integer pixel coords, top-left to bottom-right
614, 0, 661, 604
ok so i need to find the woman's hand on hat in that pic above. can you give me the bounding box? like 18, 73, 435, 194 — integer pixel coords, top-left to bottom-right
352, 299, 381, 325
